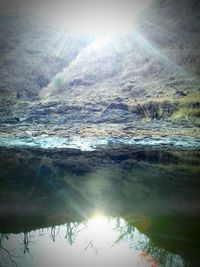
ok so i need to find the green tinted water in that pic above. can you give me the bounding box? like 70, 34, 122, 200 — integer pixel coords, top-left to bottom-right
0, 147, 199, 267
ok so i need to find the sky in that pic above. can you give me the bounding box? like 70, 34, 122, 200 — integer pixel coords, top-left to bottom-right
0, 0, 153, 34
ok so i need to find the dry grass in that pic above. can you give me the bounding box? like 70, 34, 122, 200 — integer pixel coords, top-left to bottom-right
124, 92, 200, 122
170, 93, 200, 123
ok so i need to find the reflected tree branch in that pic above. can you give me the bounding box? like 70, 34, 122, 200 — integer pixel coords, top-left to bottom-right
0, 234, 17, 267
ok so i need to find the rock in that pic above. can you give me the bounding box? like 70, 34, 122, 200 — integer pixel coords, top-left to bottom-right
4, 117, 20, 124
36, 75, 49, 88
31, 108, 54, 115
176, 91, 187, 96
69, 79, 91, 87
57, 106, 82, 114
107, 102, 128, 111
114, 97, 123, 102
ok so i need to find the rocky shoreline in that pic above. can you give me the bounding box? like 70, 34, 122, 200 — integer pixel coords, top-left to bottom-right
0, 99, 199, 151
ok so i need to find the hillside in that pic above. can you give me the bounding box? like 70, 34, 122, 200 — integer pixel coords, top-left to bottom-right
0, 10, 93, 99
39, 0, 200, 124
0, 0, 200, 142
137, 0, 200, 76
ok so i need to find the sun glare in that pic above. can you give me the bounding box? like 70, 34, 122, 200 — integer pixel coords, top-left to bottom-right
85, 212, 117, 246
88, 212, 108, 230
59, 0, 138, 36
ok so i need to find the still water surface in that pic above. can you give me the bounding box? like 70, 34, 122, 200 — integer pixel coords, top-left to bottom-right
1, 216, 185, 267
0, 146, 199, 267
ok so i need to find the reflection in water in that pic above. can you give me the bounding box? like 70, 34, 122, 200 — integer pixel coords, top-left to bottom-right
0, 147, 200, 266
0, 214, 184, 267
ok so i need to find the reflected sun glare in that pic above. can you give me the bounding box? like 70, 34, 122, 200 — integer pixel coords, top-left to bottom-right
87, 212, 110, 234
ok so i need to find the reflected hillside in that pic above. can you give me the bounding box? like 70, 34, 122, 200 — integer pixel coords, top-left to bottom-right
0, 146, 199, 266
1, 216, 199, 267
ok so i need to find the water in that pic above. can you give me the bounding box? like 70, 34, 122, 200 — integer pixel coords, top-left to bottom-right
0, 218, 184, 267
0, 135, 200, 150
0, 146, 199, 267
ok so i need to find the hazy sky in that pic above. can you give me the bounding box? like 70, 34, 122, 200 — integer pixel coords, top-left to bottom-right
0, 0, 153, 33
